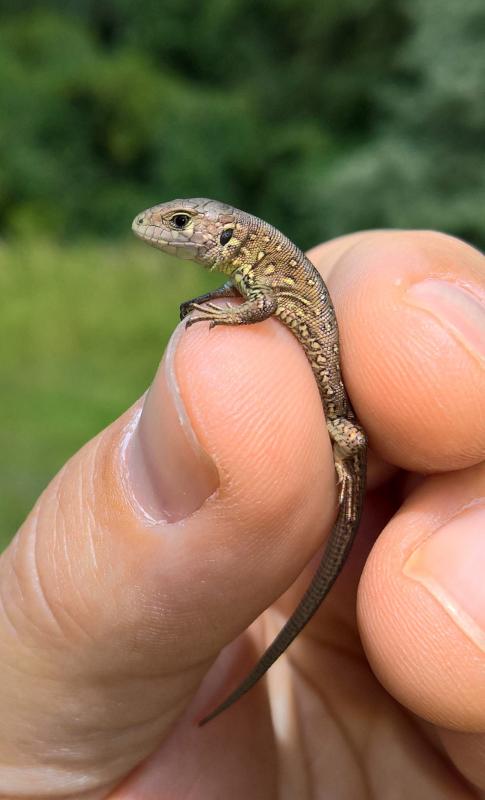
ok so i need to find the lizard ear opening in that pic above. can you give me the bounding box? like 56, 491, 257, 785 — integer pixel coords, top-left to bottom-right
220, 228, 233, 245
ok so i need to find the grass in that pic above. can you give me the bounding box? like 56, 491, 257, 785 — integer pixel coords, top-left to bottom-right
0, 237, 219, 548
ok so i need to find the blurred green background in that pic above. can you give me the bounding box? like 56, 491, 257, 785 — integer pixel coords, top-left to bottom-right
1, 0, 484, 545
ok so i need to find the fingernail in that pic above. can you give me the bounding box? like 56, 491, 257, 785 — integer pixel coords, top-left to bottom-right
405, 279, 485, 364
403, 503, 485, 652
124, 325, 219, 522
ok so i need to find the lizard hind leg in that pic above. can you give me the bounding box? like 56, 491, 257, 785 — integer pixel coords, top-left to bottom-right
327, 417, 367, 458
327, 417, 367, 510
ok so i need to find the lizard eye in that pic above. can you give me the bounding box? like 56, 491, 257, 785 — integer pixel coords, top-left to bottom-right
170, 213, 191, 229
219, 228, 233, 245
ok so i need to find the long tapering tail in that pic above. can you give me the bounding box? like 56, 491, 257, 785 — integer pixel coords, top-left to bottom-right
199, 453, 366, 726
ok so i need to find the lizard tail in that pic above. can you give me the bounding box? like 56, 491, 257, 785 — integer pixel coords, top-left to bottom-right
198, 454, 366, 726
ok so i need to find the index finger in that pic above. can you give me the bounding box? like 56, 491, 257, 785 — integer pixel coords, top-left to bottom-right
308, 230, 485, 471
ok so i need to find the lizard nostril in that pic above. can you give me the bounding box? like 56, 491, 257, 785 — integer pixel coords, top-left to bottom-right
137, 216, 144, 225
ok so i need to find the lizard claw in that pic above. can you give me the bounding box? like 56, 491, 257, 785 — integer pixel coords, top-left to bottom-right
335, 461, 347, 506
185, 314, 219, 329
180, 305, 192, 320
185, 315, 203, 329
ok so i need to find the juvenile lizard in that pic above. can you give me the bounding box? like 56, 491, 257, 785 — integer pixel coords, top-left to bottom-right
132, 198, 367, 725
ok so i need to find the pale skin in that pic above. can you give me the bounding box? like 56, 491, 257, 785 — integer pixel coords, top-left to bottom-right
0, 230, 484, 799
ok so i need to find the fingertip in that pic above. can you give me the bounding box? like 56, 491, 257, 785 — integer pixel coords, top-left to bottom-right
358, 462, 485, 731
172, 312, 336, 553
312, 230, 485, 471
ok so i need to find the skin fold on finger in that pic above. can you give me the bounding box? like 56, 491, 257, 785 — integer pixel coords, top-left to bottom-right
358, 460, 485, 789
0, 309, 337, 797
309, 231, 485, 471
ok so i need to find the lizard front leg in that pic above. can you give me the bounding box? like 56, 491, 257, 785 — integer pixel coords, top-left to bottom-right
180, 280, 237, 320
185, 288, 277, 329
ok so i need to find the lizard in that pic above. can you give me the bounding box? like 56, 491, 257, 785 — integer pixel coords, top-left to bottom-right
132, 198, 367, 725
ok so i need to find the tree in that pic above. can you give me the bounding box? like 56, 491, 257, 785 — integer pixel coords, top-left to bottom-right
314, 0, 485, 249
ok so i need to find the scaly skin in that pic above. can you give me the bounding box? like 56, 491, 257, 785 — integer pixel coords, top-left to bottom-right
132, 198, 368, 724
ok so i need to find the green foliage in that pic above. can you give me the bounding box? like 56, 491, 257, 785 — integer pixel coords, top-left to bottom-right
314, 0, 485, 245
1, 1, 483, 247
0, 1, 484, 541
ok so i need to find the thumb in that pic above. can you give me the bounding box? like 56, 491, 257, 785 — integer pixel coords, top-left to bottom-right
0, 317, 334, 798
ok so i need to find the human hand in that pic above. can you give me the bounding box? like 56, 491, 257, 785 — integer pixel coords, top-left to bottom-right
0, 231, 483, 799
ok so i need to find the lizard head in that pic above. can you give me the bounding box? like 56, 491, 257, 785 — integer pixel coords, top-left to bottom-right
132, 198, 246, 271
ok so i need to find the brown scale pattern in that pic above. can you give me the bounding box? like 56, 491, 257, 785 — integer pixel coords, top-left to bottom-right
230, 211, 348, 419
